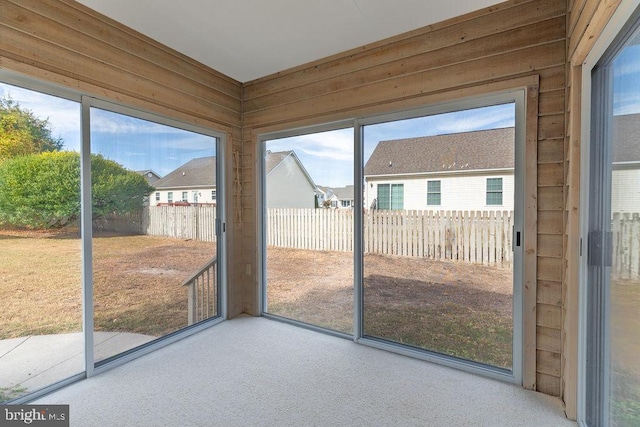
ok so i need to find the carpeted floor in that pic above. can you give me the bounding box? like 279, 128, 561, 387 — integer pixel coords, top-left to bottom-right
35, 316, 575, 426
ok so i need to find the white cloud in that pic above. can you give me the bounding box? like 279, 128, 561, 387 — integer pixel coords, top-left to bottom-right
266, 128, 354, 187
613, 45, 640, 77
0, 83, 80, 135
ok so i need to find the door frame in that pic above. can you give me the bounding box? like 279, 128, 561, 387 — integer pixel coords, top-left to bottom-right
578, 1, 640, 424
354, 90, 527, 384
257, 86, 537, 385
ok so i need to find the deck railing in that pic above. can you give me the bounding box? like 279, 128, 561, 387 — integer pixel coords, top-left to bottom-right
182, 256, 217, 325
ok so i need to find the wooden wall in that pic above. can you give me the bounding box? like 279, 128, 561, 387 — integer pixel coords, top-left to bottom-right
0, 0, 245, 316
564, 0, 622, 419
241, 0, 568, 397
5, 0, 627, 410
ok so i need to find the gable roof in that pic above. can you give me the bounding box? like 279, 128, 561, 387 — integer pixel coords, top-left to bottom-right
331, 185, 355, 200
265, 150, 292, 174
613, 113, 640, 164
265, 150, 317, 189
136, 169, 162, 184
153, 156, 216, 189
364, 127, 515, 177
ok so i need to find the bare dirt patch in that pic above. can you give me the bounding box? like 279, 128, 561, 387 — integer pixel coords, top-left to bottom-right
267, 247, 513, 367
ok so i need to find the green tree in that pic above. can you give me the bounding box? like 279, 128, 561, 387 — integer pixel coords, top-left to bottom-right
0, 97, 64, 162
0, 151, 153, 229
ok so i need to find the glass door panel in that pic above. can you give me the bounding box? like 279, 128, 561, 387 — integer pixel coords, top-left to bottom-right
0, 82, 82, 401
263, 128, 354, 334
362, 103, 517, 370
608, 27, 640, 427
89, 106, 219, 363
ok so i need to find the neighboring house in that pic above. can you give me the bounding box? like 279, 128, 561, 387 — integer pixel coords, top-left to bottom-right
326, 185, 355, 209
364, 128, 515, 211
612, 113, 640, 213
266, 150, 318, 208
136, 169, 162, 186
151, 156, 217, 206
315, 185, 332, 207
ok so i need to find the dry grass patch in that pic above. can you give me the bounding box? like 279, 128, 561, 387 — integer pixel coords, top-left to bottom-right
0, 230, 216, 339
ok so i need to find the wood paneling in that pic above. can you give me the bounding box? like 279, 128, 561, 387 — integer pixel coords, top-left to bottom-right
242, 0, 568, 397
538, 326, 563, 353
1, 0, 582, 401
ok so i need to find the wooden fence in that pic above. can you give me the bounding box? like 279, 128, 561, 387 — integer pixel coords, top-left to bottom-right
267, 208, 514, 267
142, 206, 218, 242
102, 206, 218, 242
612, 212, 640, 279
101, 207, 640, 273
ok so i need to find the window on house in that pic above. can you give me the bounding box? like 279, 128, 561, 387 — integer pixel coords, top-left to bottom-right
486, 178, 503, 205
168, 192, 173, 203
341, 200, 351, 207
211, 189, 217, 200
155, 192, 160, 202
182, 191, 188, 202
427, 180, 441, 206
377, 184, 404, 210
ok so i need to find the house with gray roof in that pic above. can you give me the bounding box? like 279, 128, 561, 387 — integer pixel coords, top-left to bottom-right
136, 169, 162, 186
152, 151, 318, 208
364, 127, 515, 211
326, 185, 355, 209
151, 156, 217, 206
265, 150, 318, 208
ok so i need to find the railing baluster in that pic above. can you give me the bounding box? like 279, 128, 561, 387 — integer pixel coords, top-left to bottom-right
182, 256, 217, 325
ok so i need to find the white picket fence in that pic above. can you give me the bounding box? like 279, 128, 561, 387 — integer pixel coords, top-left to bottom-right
612, 212, 640, 278
267, 208, 514, 267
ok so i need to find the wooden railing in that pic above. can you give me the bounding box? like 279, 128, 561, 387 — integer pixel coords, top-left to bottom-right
182, 256, 217, 325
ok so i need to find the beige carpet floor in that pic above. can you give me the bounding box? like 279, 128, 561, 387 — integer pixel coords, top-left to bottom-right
35, 316, 575, 426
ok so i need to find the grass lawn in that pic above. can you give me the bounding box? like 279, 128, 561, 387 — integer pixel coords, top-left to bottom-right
0, 229, 216, 340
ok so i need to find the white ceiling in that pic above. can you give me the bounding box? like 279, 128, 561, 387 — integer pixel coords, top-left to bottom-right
75, 0, 504, 83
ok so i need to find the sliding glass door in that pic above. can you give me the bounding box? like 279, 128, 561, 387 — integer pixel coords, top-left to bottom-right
361, 102, 521, 372
262, 127, 354, 334
0, 75, 226, 402
88, 102, 222, 363
0, 82, 82, 402
588, 12, 640, 426
260, 93, 525, 380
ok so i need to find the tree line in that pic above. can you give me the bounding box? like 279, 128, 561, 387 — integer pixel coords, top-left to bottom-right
0, 97, 153, 229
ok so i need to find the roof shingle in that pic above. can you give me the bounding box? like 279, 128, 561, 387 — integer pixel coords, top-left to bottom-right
154, 156, 216, 189
364, 127, 515, 176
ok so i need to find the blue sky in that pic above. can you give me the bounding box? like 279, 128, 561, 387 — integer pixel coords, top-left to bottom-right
0, 83, 215, 176
2, 38, 639, 185
266, 103, 516, 187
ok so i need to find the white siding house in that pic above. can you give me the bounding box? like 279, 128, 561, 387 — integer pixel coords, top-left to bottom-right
265, 150, 318, 208
611, 113, 640, 213
151, 156, 217, 206
364, 128, 515, 212
152, 151, 317, 209
327, 185, 355, 209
